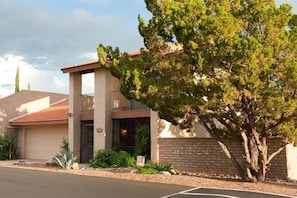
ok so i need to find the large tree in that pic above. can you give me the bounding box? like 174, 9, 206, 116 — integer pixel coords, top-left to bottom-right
98, 0, 297, 182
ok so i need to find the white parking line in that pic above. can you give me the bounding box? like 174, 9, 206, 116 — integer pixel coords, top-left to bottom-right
160, 187, 199, 198
160, 187, 295, 198
196, 187, 296, 198
180, 192, 239, 198
160, 187, 239, 198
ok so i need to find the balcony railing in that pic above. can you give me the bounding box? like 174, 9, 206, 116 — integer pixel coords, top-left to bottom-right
80, 92, 147, 112
81, 95, 94, 112
112, 91, 147, 111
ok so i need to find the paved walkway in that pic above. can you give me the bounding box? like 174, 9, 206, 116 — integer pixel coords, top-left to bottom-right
0, 159, 47, 167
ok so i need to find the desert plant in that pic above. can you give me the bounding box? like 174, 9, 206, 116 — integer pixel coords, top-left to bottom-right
54, 150, 76, 169
54, 139, 76, 169
89, 150, 135, 168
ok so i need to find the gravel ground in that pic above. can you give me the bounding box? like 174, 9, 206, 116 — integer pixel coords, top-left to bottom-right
6, 162, 297, 197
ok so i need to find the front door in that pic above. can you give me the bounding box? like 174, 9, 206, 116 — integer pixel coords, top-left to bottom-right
80, 122, 94, 163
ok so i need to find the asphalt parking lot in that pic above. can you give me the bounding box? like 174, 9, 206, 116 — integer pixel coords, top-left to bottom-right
161, 187, 296, 198
0, 161, 295, 198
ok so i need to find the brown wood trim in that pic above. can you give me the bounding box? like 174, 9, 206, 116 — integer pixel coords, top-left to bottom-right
80, 112, 94, 121
61, 61, 100, 73
10, 120, 68, 126
112, 109, 150, 119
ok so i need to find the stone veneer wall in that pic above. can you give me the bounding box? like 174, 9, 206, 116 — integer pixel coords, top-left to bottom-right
158, 137, 289, 180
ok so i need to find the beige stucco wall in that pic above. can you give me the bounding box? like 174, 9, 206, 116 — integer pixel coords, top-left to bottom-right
17, 124, 68, 160
93, 68, 114, 152
286, 144, 297, 180
158, 119, 210, 138
68, 72, 82, 157
0, 90, 68, 136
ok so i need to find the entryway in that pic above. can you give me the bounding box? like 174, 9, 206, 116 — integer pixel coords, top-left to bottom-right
80, 121, 94, 163
112, 117, 150, 156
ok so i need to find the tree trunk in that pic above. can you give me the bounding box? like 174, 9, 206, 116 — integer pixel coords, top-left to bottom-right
241, 129, 268, 182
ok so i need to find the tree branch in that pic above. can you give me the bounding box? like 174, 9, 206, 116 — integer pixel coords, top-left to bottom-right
199, 116, 245, 177
267, 143, 288, 164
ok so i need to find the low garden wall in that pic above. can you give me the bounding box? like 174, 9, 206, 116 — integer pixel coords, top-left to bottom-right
158, 137, 289, 180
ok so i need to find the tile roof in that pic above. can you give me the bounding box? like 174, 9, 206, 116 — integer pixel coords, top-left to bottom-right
61, 51, 142, 74
60, 44, 182, 74
10, 100, 68, 125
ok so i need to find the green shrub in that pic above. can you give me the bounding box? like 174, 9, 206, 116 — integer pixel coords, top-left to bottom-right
138, 167, 159, 174
0, 136, 14, 160
134, 126, 150, 159
137, 161, 173, 174
89, 150, 135, 168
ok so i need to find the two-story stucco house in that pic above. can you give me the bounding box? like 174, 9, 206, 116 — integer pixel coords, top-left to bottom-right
61, 59, 297, 181
61, 61, 154, 163
3, 59, 296, 181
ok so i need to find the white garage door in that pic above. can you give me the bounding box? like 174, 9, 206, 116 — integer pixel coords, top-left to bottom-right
25, 125, 68, 160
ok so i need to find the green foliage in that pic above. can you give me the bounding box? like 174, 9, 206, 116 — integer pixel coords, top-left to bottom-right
137, 161, 173, 174
98, 0, 297, 181
54, 150, 76, 169
54, 139, 76, 169
15, 66, 19, 93
134, 126, 150, 159
89, 150, 135, 168
0, 136, 14, 160
60, 138, 69, 151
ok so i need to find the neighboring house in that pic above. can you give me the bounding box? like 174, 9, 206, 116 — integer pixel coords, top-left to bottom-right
0, 90, 68, 159
61, 60, 297, 181
9, 100, 68, 159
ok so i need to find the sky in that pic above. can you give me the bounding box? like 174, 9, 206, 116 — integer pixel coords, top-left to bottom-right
0, 0, 296, 98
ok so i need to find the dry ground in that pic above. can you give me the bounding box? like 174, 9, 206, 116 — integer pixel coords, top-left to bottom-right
5, 163, 297, 197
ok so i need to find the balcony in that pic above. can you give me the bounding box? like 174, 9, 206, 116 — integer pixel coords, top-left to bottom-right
111, 91, 147, 111
80, 92, 148, 113
81, 94, 94, 112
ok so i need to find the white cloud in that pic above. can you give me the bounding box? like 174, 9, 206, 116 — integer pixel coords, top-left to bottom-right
0, 1, 146, 98
79, 52, 98, 60
0, 1, 144, 72
53, 76, 66, 88
0, 53, 68, 98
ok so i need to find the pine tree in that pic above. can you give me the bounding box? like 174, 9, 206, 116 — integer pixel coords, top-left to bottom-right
98, 0, 297, 182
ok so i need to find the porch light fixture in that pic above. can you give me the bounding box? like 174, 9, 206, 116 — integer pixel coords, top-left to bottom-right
120, 129, 127, 137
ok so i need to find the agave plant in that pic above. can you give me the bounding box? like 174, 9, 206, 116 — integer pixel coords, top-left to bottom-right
54, 150, 76, 169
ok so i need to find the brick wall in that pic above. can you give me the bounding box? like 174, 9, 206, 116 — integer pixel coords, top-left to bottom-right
158, 137, 288, 180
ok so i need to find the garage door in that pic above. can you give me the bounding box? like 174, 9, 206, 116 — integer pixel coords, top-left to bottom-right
25, 125, 67, 160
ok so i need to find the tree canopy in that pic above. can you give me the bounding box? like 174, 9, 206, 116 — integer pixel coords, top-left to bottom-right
98, 0, 297, 182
